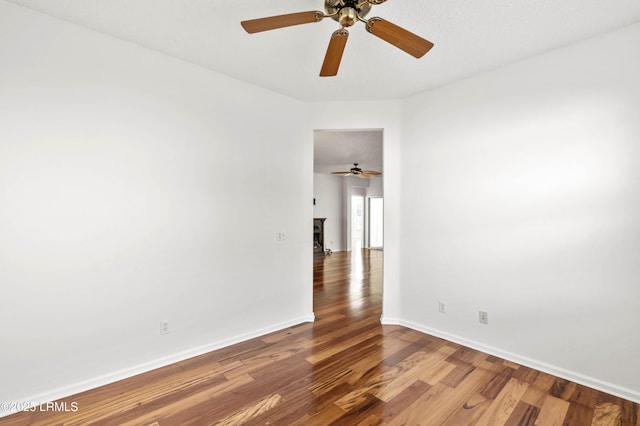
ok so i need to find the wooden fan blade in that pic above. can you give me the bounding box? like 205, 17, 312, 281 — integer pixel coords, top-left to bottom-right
361, 171, 381, 177
241, 11, 324, 34
331, 172, 352, 176
320, 29, 349, 77
366, 17, 434, 58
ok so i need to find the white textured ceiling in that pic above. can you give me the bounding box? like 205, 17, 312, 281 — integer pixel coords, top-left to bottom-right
6, 0, 640, 102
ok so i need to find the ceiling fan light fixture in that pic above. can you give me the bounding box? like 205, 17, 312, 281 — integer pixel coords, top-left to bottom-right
338, 7, 358, 27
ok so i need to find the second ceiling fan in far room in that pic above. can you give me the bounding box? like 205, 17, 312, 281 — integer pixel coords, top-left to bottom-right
240, 0, 434, 77
331, 163, 381, 179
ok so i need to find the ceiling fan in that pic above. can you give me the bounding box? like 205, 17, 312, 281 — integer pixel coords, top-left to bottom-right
332, 163, 381, 178
240, 0, 434, 77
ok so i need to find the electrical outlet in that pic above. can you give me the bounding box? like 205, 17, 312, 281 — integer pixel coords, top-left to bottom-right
439, 301, 447, 313
160, 320, 169, 335
479, 311, 488, 325
277, 232, 286, 241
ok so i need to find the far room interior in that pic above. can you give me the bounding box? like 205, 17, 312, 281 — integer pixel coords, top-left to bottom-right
313, 128, 383, 254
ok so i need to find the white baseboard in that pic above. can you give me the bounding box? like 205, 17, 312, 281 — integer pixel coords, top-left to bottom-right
380, 316, 400, 325
399, 319, 640, 404
0, 314, 315, 419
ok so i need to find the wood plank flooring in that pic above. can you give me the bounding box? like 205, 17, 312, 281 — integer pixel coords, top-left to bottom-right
1, 249, 638, 425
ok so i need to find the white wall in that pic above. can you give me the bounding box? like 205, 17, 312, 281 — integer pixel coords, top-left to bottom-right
0, 1, 312, 408
313, 173, 343, 251
400, 22, 640, 401
366, 178, 383, 249
367, 176, 383, 198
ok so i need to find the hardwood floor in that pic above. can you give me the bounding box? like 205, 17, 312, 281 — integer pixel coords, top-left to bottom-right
2, 249, 638, 425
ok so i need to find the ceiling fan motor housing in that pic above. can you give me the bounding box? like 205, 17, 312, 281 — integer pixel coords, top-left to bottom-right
326, 0, 371, 25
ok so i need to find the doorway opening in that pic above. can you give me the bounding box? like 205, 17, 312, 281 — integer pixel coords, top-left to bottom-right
313, 127, 384, 316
